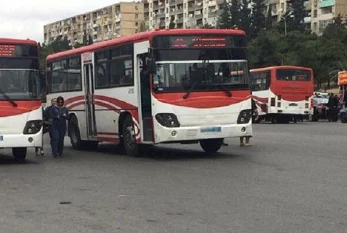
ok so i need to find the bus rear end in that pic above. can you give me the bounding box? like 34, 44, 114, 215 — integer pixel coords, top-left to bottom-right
147, 30, 252, 153
0, 38, 42, 161
269, 66, 314, 122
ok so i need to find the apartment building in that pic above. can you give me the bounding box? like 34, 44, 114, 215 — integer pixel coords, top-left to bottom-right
266, 0, 347, 35
266, 0, 311, 29
144, 0, 224, 30
310, 0, 347, 34
43, 2, 144, 45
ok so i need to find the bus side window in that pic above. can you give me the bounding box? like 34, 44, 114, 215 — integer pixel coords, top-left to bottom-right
95, 62, 109, 88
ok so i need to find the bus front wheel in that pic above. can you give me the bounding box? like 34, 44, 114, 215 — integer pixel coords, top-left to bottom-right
200, 139, 223, 153
12, 148, 27, 163
122, 116, 140, 157
69, 117, 98, 150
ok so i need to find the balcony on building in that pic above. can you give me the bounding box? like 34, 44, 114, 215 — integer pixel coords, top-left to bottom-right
157, 10, 165, 18
304, 16, 311, 23
319, 0, 335, 8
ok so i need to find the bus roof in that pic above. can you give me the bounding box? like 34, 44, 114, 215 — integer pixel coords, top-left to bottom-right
47, 29, 245, 61
250, 66, 313, 72
0, 38, 37, 45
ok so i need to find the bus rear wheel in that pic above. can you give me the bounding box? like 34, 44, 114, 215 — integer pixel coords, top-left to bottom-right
200, 139, 223, 153
12, 148, 27, 163
122, 116, 140, 157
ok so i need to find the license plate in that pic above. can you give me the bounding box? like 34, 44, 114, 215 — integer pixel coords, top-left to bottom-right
0, 136, 3, 141
200, 127, 221, 133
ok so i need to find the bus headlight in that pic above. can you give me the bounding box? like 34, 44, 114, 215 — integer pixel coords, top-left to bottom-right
237, 110, 252, 124
23, 120, 43, 134
155, 113, 180, 128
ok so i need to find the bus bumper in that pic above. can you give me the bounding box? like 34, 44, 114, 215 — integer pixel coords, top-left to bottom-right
0, 131, 43, 148
153, 121, 253, 143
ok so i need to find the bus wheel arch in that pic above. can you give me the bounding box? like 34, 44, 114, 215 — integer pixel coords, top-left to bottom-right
119, 112, 140, 157
68, 114, 98, 150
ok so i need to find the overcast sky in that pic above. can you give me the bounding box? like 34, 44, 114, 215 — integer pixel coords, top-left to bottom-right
0, 0, 133, 42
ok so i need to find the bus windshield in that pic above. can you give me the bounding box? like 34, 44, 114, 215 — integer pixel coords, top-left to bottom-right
0, 69, 40, 100
152, 60, 249, 93
276, 69, 311, 81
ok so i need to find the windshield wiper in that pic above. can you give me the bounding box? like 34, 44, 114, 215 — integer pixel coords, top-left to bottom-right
0, 87, 17, 107
183, 60, 208, 99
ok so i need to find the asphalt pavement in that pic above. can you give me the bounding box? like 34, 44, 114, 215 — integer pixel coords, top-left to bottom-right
0, 121, 346, 233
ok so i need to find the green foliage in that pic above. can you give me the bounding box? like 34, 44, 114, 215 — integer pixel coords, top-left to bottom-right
39, 34, 92, 68
239, 0, 252, 38
250, 0, 266, 38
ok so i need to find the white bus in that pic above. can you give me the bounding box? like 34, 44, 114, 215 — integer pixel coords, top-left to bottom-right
46, 29, 253, 156
0, 38, 43, 162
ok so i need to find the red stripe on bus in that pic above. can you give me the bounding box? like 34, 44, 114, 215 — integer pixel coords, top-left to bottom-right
0, 101, 41, 117
152, 90, 250, 108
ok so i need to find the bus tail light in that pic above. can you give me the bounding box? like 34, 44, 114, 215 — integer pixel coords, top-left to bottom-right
23, 120, 43, 134
155, 113, 180, 127
310, 98, 314, 108
271, 98, 275, 106
237, 109, 252, 124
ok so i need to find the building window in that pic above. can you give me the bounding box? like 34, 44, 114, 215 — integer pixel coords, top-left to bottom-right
135, 6, 138, 11
135, 13, 139, 19
313, 10, 317, 18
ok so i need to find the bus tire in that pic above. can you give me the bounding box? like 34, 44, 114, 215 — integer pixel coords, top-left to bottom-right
12, 148, 27, 163
340, 113, 347, 123
68, 116, 98, 150
122, 115, 140, 157
200, 139, 223, 153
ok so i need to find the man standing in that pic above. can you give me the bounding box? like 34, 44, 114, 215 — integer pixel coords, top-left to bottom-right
43, 98, 57, 156
51, 96, 69, 157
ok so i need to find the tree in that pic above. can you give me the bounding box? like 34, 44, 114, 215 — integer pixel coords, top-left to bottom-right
137, 21, 148, 32
251, 0, 266, 38
217, 1, 231, 29
289, 0, 306, 32
265, 5, 273, 30
229, 0, 241, 27
239, 0, 252, 38
248, 29, 281, 68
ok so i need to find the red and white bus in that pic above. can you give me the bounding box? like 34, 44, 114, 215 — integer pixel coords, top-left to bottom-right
250, 66, 314, 123
0, 38, 43, 161
46, 29, 253, 156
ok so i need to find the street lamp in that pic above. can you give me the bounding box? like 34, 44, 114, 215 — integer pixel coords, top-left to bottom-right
280, 9, 294, 36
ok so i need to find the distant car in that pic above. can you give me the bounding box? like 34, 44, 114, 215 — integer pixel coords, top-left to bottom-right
311, 97, 329, 121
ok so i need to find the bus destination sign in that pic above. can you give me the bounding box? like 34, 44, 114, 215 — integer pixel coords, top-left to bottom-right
0, 44, 38, 57
0, 45, 16, 57
170, 36, 228, 48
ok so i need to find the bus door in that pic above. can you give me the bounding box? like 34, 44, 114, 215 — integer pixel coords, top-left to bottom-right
83, 60, 97, 138
135, 45, 154, 143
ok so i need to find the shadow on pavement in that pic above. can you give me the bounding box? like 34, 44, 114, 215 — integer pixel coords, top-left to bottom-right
0, 154, 39, 165
93, 143, 238, 161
